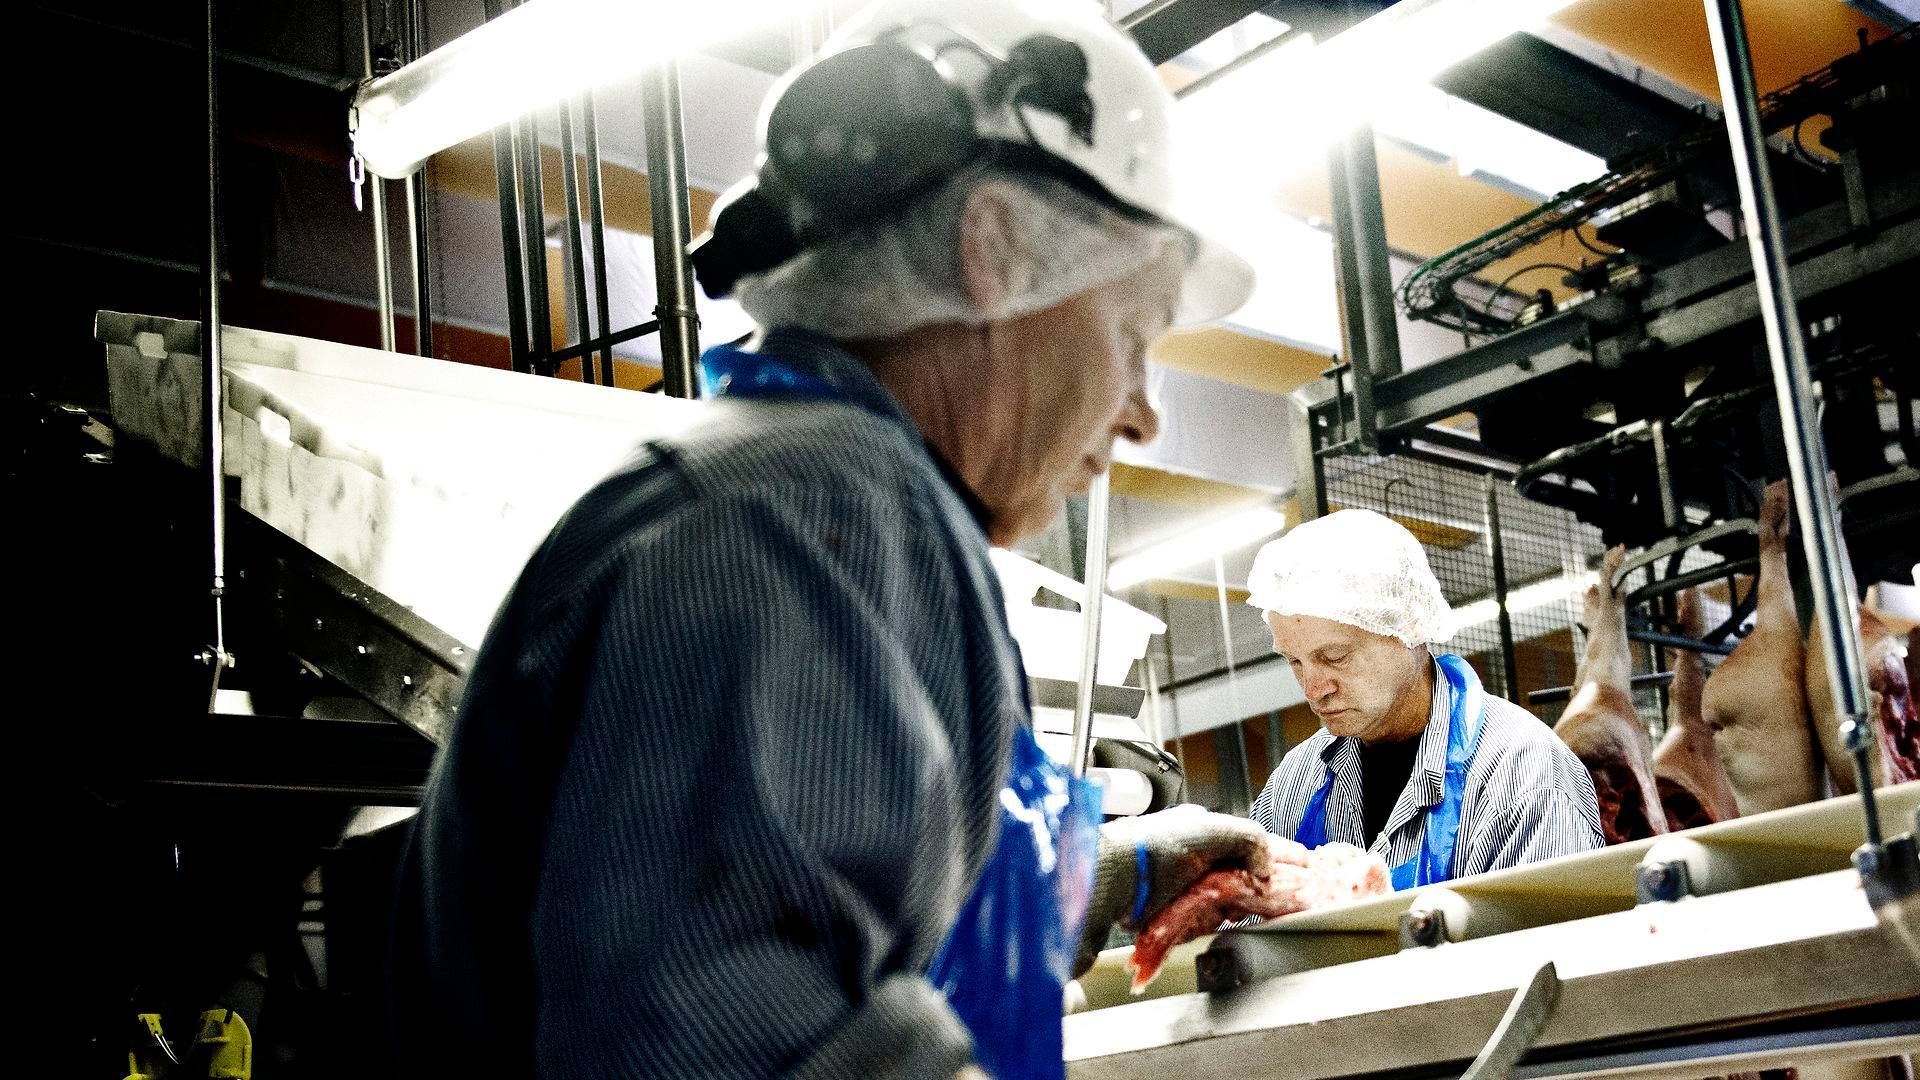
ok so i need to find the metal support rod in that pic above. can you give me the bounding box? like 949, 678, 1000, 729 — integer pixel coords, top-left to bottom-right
1702, 0, 1879, 846
581, 89, 615, 387
789, 9, 829, 64
1143, 652, 1165, 748
403, 174, 428, 355
1157, 596, 1189, 775
1339, 122, 1403, 381
369, 180, 397, 351
641, 59, 701, 398
361, 0, 396, 352
1070, 473, 1113, 778
479, 0, 529, 372
402, 0, 431, 357
1483, 474, 1521, 703
202, 0, 230, 704
556, 101, 594, 383
1652, 419, 1681, 531
546, 320, 660, 366
1629, 628, 1738, 656
514, 113, 552, 372
1213, 553, 1253, 814
1326, 141, 1376, 455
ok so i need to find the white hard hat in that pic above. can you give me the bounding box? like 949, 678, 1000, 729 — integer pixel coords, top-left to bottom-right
1246, 509, 1456, 648
696, 0, 1255, 327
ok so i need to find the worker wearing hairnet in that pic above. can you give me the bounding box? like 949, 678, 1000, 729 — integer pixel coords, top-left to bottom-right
391, 2, 1273, 1078
1244, 510, 1603, 891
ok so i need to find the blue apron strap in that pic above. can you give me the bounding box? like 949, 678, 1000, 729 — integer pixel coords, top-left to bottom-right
700, 341, 839, 400
1390, 654, 1486, 890
1292, 767, 1337, 850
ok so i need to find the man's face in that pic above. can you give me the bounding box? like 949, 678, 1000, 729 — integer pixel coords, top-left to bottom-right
1266, 611, 1430, 743
971, 247, 1182, 546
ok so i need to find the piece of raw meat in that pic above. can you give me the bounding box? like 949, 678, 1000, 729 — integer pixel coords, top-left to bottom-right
1652, 588, 1741, 828
1126, 839, 1389, 993
1704, 481, 1824, 813
1809, 609, 1920, 791
1555, 545, 1669, 844
1804, 517, 1920, 793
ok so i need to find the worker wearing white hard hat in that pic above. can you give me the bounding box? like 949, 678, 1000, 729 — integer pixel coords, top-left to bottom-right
1244, 510, 1603, 894
396, 2, 1272, 1078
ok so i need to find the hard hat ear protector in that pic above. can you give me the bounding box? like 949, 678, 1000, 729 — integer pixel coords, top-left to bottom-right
692, 23, 1147, 299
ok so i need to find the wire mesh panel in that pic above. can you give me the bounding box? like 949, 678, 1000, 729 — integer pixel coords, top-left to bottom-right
1320, 452, 1606, 723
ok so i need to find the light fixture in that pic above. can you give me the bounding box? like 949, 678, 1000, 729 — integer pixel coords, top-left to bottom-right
1107, 506, 1288, 592
1176, 0, 1583, 185
1451, 571, 1597, 630
350, 0, 813, 179
1373, 86, 1606, 201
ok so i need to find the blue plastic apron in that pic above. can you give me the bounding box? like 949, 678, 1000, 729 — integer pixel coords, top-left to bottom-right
1293, 653, 1486, 890
702, 341, 1102, 1080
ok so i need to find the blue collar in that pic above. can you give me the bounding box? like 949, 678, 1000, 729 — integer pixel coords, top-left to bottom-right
700, 328, 991, 532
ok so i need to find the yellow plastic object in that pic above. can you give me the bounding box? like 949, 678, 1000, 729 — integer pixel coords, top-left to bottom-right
125, 1013, 175, 1080
194, 1010, 252, 1080
122, 1009, 252, 1080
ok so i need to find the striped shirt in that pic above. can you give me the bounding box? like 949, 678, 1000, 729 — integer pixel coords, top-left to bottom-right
391, 329, 1021, 1079
1250, 661, 1604, 876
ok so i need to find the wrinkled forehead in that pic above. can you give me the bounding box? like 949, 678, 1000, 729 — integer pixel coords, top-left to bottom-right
1265, 611, 1395, 657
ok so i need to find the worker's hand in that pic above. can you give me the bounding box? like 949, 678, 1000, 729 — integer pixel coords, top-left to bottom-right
1073, 805, 1279, 977
955, 1067, 993, 1080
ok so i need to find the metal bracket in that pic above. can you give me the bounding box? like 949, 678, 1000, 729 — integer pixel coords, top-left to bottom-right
1636, 858, 1697, 904
1612, 517, 1757, 591
1856, 832, 1919, 909
196, 644, 237, 712
1857, 811, 1920, 971
1460, 961, 1562, 1080
1400, 907, 1452, 949
1837, 466, 1919, 509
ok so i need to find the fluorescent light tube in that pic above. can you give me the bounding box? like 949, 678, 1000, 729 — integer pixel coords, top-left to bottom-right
1107, 506, 1288, 591
1451, 571, 1596, 630
351, 0, 811, 178
1177, 0, 1582, 185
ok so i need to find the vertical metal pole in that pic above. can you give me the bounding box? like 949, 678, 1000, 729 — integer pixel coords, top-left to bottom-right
404, 175, 429, 355
641, 59, 702, 398
581, 90, 616, 387
1651, 420, 1681, 531
1158, 597, 1189, 775
1702, 0, 1879, 844
1326, 142, 1376, 455
360, 0, 396, 352
1070, 472, 1113, 778
1143, 656, 1166, 747
789, 10, 828, 64
1213, 553, 1253, 814
515, 114, 553, 373
201, 0, 231, 705
557, 101, 595, 383
402, 0, 432, 357
1483, 474, 1521, 703
1340, 123, 1404, 381
480, 0, 530, 372
370, 185, 397, 351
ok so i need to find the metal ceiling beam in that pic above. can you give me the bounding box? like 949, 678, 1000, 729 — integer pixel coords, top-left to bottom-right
1122, 0, 1275, 65
1435, 33, 1702, 163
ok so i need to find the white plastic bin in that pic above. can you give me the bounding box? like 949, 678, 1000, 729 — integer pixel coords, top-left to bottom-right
989, 548, 1166, 686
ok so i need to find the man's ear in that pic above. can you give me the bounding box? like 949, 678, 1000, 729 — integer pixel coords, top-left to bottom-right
957, 180, 1023, 319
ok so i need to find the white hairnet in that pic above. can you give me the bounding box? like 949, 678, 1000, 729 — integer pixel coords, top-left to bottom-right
732, 165, 1185, 341
1245, 509, 1455, 648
